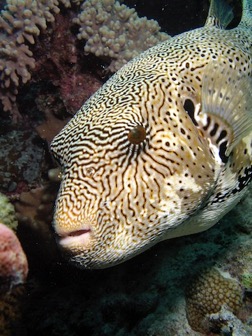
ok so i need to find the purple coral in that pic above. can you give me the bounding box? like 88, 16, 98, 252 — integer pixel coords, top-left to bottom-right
0, 223, 28, 292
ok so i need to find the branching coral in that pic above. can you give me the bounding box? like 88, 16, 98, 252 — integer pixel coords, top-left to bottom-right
74, 0, 170, 72
0, 0, 62, 115
0, 0, 85, 117
0, 0, 170, 119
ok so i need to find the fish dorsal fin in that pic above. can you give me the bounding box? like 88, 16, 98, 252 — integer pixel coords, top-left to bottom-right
239, 0, 252, 28
205, 0, 234, 28
201, 59, 252, 158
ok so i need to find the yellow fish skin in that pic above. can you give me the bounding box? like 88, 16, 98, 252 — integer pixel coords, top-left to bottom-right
50, 0, 252, 269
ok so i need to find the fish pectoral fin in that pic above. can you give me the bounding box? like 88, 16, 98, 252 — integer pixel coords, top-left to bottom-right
201, 59, 252, 156
205, 0, 234, 28
239, 0, 252, 29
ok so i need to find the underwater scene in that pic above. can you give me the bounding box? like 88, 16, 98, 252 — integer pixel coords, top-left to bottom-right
0, 0, 251, 335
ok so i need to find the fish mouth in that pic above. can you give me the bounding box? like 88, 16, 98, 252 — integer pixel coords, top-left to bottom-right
57, 227, 92, 248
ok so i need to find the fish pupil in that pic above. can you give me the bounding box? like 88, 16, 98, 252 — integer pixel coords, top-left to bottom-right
128, 125, 146, 145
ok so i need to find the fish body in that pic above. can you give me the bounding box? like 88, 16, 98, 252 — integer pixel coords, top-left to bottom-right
50, 0, 252, 268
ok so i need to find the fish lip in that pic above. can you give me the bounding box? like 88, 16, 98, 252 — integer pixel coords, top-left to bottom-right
57, 227, 92, 248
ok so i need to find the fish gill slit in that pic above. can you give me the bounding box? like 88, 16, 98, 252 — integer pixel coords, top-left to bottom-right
183, 98, 198, 126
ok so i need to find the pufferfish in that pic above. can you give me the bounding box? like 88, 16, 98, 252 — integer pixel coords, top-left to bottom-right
50, 0, 252, 269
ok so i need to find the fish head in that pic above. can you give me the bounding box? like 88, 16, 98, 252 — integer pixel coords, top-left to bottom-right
50, 61, 217, 269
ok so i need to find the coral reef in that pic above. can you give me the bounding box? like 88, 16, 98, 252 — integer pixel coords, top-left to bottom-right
207, 306, 251, 336
74, 0, 170, 72
0, 192, 17, 230
185, 268, 243, 333
0, 0, 170, 118
0, 123, 46, 194
0, 0, 64, 116
0, 223, 28, 291
0, 0, 89, 118
32, 11, 103, 115
241, 273, 252, 290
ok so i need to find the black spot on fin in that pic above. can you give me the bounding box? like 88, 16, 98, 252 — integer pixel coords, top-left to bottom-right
201, 59, 252, 156
205, 0, 234, 28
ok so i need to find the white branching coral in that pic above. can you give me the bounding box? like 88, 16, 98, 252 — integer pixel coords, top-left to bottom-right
0, 0, 169, 117
74, 0, 170, 72
0, 0, 76, 116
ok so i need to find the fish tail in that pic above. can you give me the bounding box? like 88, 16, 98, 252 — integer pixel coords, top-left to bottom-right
239, 0, 252, 28
205, 0, 234, 28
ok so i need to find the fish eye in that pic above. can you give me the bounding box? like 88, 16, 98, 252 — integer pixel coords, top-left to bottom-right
127, 125, 146, 144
